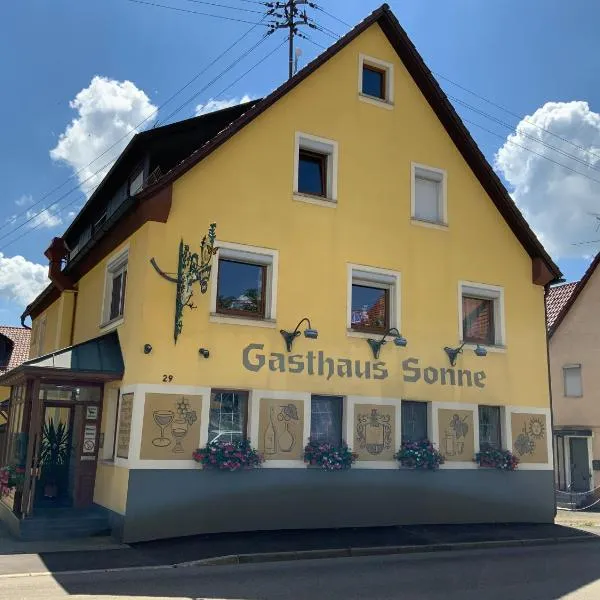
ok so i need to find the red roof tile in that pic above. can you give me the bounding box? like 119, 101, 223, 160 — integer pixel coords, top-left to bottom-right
0, 326, 31, 375
546, 282, 578, 330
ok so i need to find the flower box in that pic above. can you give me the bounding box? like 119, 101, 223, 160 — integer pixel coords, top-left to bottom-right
394, 440, 445, 470
303, 439, 357, 471
475, 447, 519, 471
193, 440, 263, 471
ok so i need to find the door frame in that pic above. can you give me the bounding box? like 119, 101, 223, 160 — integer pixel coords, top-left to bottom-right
565, 434, 593, 492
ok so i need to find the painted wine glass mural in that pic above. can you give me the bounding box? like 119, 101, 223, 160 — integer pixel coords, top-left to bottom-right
152, 410, 174, 448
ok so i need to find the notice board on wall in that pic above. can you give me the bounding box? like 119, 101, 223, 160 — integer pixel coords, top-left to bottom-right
116, 393, 134, 459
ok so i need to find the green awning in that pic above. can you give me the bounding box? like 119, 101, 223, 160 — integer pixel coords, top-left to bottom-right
22, 331, 124, 374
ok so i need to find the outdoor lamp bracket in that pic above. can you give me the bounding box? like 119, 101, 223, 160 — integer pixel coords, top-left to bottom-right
366, 328, 408, 360
444, 342, 488, 367
280, 318, 318, 352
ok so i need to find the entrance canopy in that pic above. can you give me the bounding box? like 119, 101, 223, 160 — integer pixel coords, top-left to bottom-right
0, 332, 124, 386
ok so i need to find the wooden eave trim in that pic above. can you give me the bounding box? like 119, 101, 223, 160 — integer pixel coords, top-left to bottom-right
23, 184, 173, 321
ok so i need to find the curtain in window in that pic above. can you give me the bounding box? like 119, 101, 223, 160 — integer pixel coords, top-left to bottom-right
478, 405, 501, 449
310, 396, 343, 445
414, 176, 440, 222
401, 401, 428, 442
208, 391, 248, 443
463, 296, 494, 344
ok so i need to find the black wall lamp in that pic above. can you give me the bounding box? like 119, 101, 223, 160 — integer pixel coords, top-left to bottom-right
199, 348, 210, 359
280, 318, 318, 352
143, 344, 152, 354
443, 342, 487, 367
366, 327, 408, 360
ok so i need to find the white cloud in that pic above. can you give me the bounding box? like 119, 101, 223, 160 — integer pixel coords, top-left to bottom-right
15, 194, 33, 207
0, 253, 48, 306
495, 101, 600, 259
50, 76, 157, 197
195, 95, 253, 116
25, 206, 62, 230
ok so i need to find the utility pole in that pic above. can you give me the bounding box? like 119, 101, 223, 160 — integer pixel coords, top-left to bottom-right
267, 0, 312, 79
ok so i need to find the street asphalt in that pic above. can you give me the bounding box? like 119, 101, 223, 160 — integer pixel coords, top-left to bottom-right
3, 541, 600, 599
0, 522, 595, 576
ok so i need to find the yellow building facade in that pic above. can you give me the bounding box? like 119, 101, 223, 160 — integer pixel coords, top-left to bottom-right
1, 6, 560, 542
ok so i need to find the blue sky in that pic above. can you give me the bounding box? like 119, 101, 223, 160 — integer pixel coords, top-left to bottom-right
1, 0, 600, 325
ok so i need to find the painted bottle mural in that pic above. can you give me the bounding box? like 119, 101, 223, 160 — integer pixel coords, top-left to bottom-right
265, 408, 277, 455
279, 421, 295, 453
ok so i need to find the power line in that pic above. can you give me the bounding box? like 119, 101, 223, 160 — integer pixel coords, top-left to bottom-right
0, 20, 265, 237
463, 118, 600, 187
180, 0, 265, 14
436, 72, 600, 165
449, 95, 600, 175
160, 32, 271, 123
297, 31, 327, 50
125, 0, 270, 25
312, 3, 350, 29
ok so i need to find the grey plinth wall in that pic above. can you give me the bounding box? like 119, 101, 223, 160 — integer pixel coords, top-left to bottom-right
120, 468, 555, 543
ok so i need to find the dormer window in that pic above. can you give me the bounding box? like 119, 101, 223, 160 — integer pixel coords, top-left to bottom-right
129, 167, 144, 196
0, 335, 13, 369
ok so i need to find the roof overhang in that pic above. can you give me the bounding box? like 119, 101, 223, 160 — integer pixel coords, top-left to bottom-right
0, 331, 124, 387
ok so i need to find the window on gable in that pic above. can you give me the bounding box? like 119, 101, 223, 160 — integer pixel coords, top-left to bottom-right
564, 365, 582, 397
412, 164, 446, 225
478, 405, 501, 450
294, 133, 338, 203
216, 259, 266, 319
401, 400, 428, 443
310, 395, 343, 446
362, 64, 386, 99
359, 54, 394, 106
460, 283, 504, 347
208, 390, 249, 443
211, 243, 277, 323
298, 150, 327, 197
103, 250, 128, 326
349, 266, 399, 335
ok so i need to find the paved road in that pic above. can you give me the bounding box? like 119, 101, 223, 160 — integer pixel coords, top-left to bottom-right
3, 542, 600, 599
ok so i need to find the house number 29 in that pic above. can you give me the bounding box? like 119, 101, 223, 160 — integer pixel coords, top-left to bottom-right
162, 374, 174, 383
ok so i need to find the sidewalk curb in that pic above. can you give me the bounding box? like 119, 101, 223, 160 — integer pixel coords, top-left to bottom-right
0, 534, 597, 579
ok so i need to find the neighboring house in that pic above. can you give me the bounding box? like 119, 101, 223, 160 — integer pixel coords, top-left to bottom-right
0, 4, 560, 542
0, 326, 31, 407
547, 255, 600, 494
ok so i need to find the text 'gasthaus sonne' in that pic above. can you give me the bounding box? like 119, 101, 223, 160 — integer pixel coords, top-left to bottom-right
242, 344, 486, 388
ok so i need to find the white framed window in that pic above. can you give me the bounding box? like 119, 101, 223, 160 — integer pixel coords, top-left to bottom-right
358, 54, 394, 108
564, 365, 582, 397
347, 264, 401, 337
210, 241, 278, 327
102, 248, 129, 327
293, 132, 338, 205
458, 281, 505, 348
411, 163, 447, 226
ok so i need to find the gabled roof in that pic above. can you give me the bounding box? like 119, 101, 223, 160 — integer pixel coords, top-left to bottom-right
548, 252, 600, 337
0, 326, 31, 374
546, 282, 577, 330
138, 3, 561, 284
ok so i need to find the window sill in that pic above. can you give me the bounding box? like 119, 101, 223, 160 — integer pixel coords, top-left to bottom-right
210, 313, 277, 328
347, 328, 395, 340
292, 193, 337, 208
461, 342, 506, 354
358, 93, 394, 110
410, 218, 448, 231
100, 317, 124, 331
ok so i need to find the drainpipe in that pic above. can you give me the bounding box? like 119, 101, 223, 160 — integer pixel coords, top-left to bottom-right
544, 282, 557, 519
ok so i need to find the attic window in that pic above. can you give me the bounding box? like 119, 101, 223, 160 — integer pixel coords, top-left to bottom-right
0, 336, 13, 369
358, 54, 394, 108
